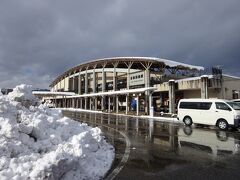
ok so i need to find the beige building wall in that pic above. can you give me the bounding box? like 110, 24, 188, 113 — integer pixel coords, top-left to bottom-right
208, 89, 221, 99
178, 80, 201, 90
64, 76, 69, 91
221, 76, 240, 100
183, 90, 201, 98
60, 79, 64, 89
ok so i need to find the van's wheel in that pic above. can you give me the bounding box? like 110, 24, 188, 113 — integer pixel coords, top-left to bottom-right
217, 119, 228, 131
183, 116, 192, 126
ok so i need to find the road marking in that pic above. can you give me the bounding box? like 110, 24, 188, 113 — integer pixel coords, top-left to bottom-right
105, 130, 131, 180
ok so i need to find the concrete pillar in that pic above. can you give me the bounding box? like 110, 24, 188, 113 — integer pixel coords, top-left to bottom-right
116, 95, 119, 113
102, 68, 106, 110
201, 75, 209, 99
136, 95, 139, 116
101, 96, 105, 111
113, 96, 116, 111
74, 99, 76, 108
80, 98, 83, 109
85, 97, 87, 109
95, 97, 98, 111
127, 67, 130, 89
93, 69, 96, 93
113, 66, 117, 91
102, 69, 106, 92
149, 92, 153, 110
72, 74, 75, 93
149, 92, 154, 117
76, 98, 79, 108
145, 68, 150, 114
168, 79, 175, 114
78, 71, 81, 94
85, 69, 88, 94
125, 95, 128, 115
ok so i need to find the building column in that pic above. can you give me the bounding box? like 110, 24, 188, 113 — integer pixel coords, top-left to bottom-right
201, 75, 209, 99
95, 97, 98, 111
126, 62, 133, 90
102, 68, 106, 92
93, 68, 96, 93
113, 96, 116, 111
77, 98, 79, 108
145, 67, 151, 115
113, 62, 119, 91
125, 95, 128, 115
85, 68, 88, 94
78, 70, 81, 94
73, 71, 76, 93
80, 98, 83, 109
149, 92, 154, 117
136, 95, 139, 116
85, 97, 87, 109
63, 96, 66, 108
101, 96, 105, 111
168, 80, 175, 114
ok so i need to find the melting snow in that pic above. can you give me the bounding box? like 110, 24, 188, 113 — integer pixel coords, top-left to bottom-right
0, 84, 114, 180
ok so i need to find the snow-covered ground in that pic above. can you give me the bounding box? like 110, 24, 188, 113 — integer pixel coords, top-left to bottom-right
0, 84, 114, 180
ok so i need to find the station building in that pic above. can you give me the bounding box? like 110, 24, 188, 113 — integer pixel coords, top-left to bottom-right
34, 57, 240, 116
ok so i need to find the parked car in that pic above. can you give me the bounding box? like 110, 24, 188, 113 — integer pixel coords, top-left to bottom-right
232, 99, 240, 105
177, 99, 240, 130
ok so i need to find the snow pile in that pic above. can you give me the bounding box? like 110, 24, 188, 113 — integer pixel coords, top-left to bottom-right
0, 85, 114, 180
8, 84, 39, 108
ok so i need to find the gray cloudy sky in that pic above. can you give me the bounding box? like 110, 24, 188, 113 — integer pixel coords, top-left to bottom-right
0, 0, 240, 89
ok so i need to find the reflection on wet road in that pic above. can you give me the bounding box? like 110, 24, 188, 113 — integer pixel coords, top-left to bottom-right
63, 111, 240, 180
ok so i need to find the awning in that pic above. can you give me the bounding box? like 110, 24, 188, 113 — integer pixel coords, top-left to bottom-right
50, 87, 156, 99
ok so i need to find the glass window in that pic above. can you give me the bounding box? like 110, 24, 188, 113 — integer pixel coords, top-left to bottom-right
199, 102, 212, 110
215, 102, 232, 111
227, 102, 240, 110
179, 102, 212, 110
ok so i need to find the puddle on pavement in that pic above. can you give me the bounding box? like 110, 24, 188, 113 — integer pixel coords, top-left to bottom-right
63, 110, 240, 179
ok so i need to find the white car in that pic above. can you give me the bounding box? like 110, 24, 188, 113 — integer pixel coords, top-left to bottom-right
177, 99, 240, 130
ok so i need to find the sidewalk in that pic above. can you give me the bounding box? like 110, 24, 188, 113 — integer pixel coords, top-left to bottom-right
57, 107, 180, 123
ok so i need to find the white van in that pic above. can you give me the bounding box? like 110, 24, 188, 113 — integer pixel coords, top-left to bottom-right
177, 99, 240, 130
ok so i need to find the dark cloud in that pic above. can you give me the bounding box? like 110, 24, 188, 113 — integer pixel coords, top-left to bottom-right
0, 0, 240, 88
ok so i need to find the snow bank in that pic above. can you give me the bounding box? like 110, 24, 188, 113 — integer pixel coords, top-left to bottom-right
0, 84, 114, 180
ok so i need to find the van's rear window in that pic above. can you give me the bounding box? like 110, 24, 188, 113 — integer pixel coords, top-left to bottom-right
179, 102, 212, 110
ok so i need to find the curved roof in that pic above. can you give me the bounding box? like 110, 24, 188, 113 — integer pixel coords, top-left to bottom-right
50, 57, 204, 87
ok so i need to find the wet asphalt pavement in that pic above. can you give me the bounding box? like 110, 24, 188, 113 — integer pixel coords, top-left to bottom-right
62, 111, 240, 180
